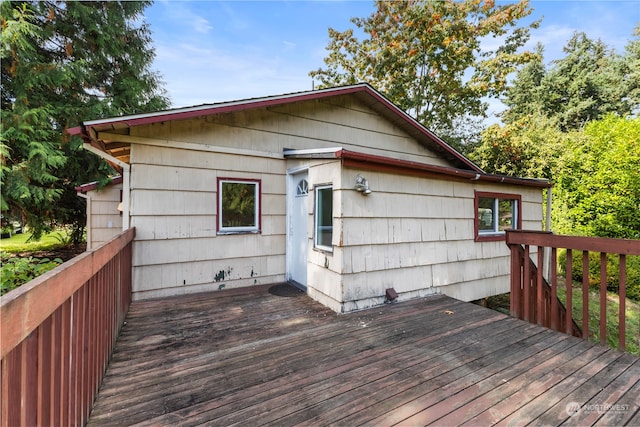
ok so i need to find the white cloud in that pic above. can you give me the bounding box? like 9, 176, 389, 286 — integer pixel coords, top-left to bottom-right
193, 16, 213, 34
154, 39, 314, 107
525, 24, 576, 63
146, 0, 638, 114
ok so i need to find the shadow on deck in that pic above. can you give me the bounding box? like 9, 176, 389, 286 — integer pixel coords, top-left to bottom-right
88, 284, 640, 426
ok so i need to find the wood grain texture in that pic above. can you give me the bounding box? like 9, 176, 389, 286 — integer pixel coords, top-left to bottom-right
87, 285, 639, 426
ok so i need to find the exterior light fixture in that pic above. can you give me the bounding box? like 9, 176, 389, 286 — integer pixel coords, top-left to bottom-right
355, 175, 372, 195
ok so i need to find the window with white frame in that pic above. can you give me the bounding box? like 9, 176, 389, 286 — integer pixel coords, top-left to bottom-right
475, 191, 520, 241
314, 184, 333, 251
218, 178, 261, 233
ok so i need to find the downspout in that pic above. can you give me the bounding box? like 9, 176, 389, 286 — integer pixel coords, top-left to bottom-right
83, 143, 131, 231
546, 188, 552, 232
76, 192, 92, 250
545, 187, 553, 280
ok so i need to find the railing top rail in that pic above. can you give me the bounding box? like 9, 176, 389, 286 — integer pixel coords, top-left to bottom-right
0, 227, 135, 358
506, 229, 640, 255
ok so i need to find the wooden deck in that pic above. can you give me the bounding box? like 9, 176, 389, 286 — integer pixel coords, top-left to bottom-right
88, 284, 640, 426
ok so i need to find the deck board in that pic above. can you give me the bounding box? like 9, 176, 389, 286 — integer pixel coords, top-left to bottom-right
87, 284, 640, 426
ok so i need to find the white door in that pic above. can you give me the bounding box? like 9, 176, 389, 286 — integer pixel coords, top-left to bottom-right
287, 171, 309, 289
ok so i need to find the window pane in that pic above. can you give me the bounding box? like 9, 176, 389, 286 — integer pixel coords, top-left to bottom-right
498, 199, 515, 231
477, 197, 494, 231
316, 187, 333, 248
296, 179, 309, 196
221, 182, 256, 228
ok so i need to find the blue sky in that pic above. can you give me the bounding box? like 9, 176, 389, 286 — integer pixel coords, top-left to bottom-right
146, 0, 639, 119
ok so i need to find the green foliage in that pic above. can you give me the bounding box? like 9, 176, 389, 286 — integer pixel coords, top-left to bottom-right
436, 115, 484, 157
1, 256, 63, 295
554, 115, 640, 239
624, 25, 640, 113
51, 229, 72, 246
556, 284, 640, 355
503, 30, 639, 130
558, 250, 640, 302
551, 116, 640, 303
477, 24, 640, 243
470, 112, 568, 179
500, 44, 547, 124
1, 1, 169, 242
0, 3, 66, 237
544, 33, 630, 131
310, 0, 539, 138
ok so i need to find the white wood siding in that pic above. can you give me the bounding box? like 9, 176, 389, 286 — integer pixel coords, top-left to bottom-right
128, 144, 286, 300
116, 95, 544, 307
306, 165, 544, 312
124, 96, 458, 301
131, 96, 451, 168
86, 184, 122, 249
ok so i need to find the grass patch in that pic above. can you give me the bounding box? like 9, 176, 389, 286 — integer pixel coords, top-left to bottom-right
483, 285, 639, 356
1, 229, 86, 296
0, 229, 71, 254
557, 281, 640, 355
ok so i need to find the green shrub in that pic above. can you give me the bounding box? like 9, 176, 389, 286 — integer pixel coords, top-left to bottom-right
1, 257, 63, 295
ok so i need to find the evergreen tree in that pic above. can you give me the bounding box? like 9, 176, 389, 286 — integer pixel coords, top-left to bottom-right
544, 32, 629, 130
1, 1, 169, 241
622, 24, 640, 115
501, 43, 546, 124
502, 31, 637, 131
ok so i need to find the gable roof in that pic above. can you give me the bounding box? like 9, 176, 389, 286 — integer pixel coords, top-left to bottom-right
67, 83, 481, 172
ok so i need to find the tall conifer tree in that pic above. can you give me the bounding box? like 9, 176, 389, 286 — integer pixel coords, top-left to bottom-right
1, 1, 169, 241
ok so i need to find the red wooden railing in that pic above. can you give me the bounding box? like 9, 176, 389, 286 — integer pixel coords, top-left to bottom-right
506, 229, 640, 352
1, 228, 135, 427
508, 241, 582, 338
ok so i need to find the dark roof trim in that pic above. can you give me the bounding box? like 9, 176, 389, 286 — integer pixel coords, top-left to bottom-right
335, 150, 551, 189
75, 176, 123, 193
67, 85, 374, 135
66, 83, 480, 172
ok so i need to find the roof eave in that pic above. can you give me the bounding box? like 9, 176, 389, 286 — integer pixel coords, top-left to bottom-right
74, 175, 123, 193
81, 84, 374, 130
336, 149, 551, 189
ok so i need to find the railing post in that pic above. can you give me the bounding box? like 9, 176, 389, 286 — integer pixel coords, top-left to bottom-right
599, 252, 607, 345
582, 251, 590, 340
523, 245, 531, 322
509, 240, 522, 319
619, 255, 626, 352
550, 247, 558, 331
537, 248, 544, 326
565, 249, 573, 335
